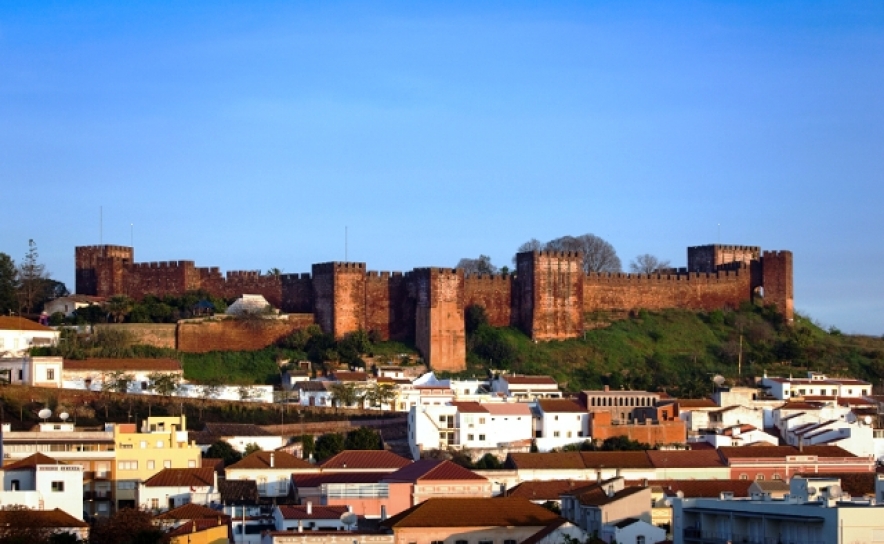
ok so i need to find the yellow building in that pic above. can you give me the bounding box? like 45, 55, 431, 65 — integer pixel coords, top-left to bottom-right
114, 415, 202, 510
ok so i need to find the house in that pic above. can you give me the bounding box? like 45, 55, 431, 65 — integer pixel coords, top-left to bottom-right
717, 445, 874, 481
0, 453, 84, 520
115, 415, 203, 511
589, 408, 687, 447
297, 381, 333, 407
638, 478, 754, 529
380, 497, 584, 544
760, 371, 872, 400
579, 387, 663, 424
0, 356, 63, 387
673, 475, 884, 544
694, 423, 780, 448
319, 450, 411, 472
291, 472, 405, 518
0, 508, 90, 541
61, 358, 183, 392
408, 401, 533, 460
645, 449, 729, 480
225, 451, 317, 499
43, 295, 105, 318
492, 374, 562, 399
272, 503, 352, 532
1, 421, 116, 518
0, 316, 59, 358
600, 517, 666, 544
382, 459, 492, 505
534, 399, 590, 452
199, 423, 285, 453
138, 467, 219, 512
559, 477, 653, 538
506, 479, 595, 505
154, 503, 231, 544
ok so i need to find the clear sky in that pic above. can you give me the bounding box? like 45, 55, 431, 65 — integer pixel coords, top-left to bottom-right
1, 1, 882, 334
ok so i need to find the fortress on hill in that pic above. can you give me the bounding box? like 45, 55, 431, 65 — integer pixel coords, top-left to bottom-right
75, 244, 793, 372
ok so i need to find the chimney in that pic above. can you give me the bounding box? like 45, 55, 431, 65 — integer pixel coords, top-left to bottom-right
604, 385, 610, 393
347, 505, 353, 513
306, 501, 312, 515
270, 453, 275, 468
499, 483, 506, 496
298, 520, 303, 533
380, 505, 387, 521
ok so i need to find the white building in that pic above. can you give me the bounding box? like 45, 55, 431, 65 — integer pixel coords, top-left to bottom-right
272, 503, 351, 532
0, 356, 63, 387
0, 317, 59, 358
0, 453, 84, 520
43, 295, 104, 318
673, 475, 884, 544
599, 517, 666, 544
534, 399, 590, 452
408, 401, 533, 460
491, 374, 562, 399
760, 371, 872, 400
225, 451, 317, 499
137, 467, 219, 512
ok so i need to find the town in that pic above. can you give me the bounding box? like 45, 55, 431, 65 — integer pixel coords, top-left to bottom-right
0, 239, 883, 544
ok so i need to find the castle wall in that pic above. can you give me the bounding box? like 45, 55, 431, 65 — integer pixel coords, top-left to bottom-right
311, 262, 366, 339
365, 271, 411, 341
413, 268, 466, 372
463, 274, 513, 327
762, 251, 794, 324
177, 315, 313, 353
516, 251, 584, 341
75, 245, 134, 296
224, 271, 284, 308
123, 261, 199, 299
582, 268, 753, 315
687, 245, 760, 273
281, 274, 314, 314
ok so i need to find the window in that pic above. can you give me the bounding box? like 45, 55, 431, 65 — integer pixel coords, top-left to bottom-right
432, 541, 445, 544
164, 460, 172, 469
467, 434, 474, 441
188, 460, 197, 468
479, 417, 486, 424
756, 474, 765, 480
636, 537, 646, 544
156, 440, 164, 448
505, 540, 517, 544
147, 460, 155, 470
46, 368, 55, 380
554, 415, 559, 421
739, 474, 748, 480
10, 480, 19, 491
455, 540, 468, 544
141, 382, 148, 390
553, 431, 560, 438
117, 481, 136, 490
773, 474, 782, 480
118, 461, 137, 470
478, 434, 486, 441
150, 498, 159, 510
140, 441, 147, 449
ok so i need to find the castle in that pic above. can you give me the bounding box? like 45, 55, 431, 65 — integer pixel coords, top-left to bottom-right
75, 244, 793, 371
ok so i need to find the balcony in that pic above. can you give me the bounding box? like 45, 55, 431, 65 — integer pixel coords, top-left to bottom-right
682, 528, 824, 544
83, 491, 112, 500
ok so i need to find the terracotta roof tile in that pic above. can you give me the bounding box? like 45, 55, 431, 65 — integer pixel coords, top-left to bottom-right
580, 451, 653, 469
143, 467, 215, 488
331, 371, 370, 382
0, 508, 87, 528
382, 498, 561, 528
566, 483, 647, 506
63, 358, 182, 372
384, 460, 486, 482
277, 505, 350, 520
0, 316, 53, 331
3, 452, 67, 471
297, 381, 330, 392
506, 452, 586, 470
218, 479, 259, 503
625, 479, 753, 498
450, 401, 488, 413
502, 376, 558, 385
165, 518, 230, 538
646, 450, 725, 468
483, 403, 532, 416
507, 480, 594, 500
718, 445, 856, 460
794, 472, 877, 496
226, 451, 315, 471
320, 450, 412, 470
537, 399, 586, 413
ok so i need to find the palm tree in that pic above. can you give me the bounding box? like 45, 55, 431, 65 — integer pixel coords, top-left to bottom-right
329, 382, 364, 409
105, 295, 133, 323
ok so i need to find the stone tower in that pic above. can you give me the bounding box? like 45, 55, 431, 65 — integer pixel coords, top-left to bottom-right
516, 250, 584, 340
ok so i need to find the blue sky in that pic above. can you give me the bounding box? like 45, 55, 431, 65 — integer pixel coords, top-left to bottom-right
1, 1, 882, 334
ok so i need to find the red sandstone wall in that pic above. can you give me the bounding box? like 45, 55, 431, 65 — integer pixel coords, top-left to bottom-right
583, 269, 752, 315
464, 274, 513, 327
414, 268, 466, 372
516, 251, 584, 341
311, 262, 366, 339
762, 251, 794, 323
177, 314, 314, 353
281, 274, 314, 314
687, 245, 760, 273
589, 411, 686, 446
223, 271, 284, 308
365, 271, 412, 340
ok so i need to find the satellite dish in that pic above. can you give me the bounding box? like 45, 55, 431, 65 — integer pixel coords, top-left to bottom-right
807, 486, 817, 495
712, 375, 726, 386
340, 512, 357, 529
38, 408, 52, 421
864, 415, 872, 425
829, 485, 842, 498
59, 412, 69, 422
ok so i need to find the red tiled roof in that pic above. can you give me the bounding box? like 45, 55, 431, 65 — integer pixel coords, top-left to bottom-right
63, 358, 182, 372
384, 460, 486, 482
154, 502, 226, 520
646, 450, 725, 469
794, 472, 877, 496
450, 401, 487, 413
382, 498, 561, 528
165, 518, 230, 538
320, 450, 411, 470
226, 451, 314, 471
507, 480, 594, 500
506, 452, 586, 470
0, 316, 53, 331
277, 505, 350, 520
779, 402, 823, 410
718, 445, 856, 460
143, 467, 215, 488
484, 403, 532, 416
331, 371, 370, 382
538, 399, 585, 413
565, 482, 647, 506
0, 508, 87, 528
626, 479, 752, 498
293, 472, 388, 488
3, 452, 67, 471
580, 451, 653, 469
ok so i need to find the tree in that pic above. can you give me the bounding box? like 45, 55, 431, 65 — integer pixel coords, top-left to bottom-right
148, 372, 180, 397
89, 507, 165, 544
205, 440, 242, 465
0, 253, 18, 314
243, 442, 262, 456
516, 238, 543, 254
475, 452, 503, 469
328, 382, 364, 408
465, 305, 490, 336
545, 234, 622, 273
300, 434, 315, 460
629, 254, 671, 274
102, 371, 134, 394
344, 427, 382, 450
105, 295, 134, 323
314, 432, 345, 461
456, 255, 498, 276
17, 239, 50, 314
364, 383, 396, 409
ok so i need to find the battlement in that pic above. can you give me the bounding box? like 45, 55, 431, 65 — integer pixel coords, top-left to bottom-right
76, 244, 133, 252
226, 270, 262, 279
529, 250, 583, 259
197, 267, 221, 275
463, 273, 512, 282
688, 244, 760, 253
280, 273, 311, 281
763, 250, 791, 258
586, 268, 746, 283
312, 262, 367, 273
131, 260, 195, 269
